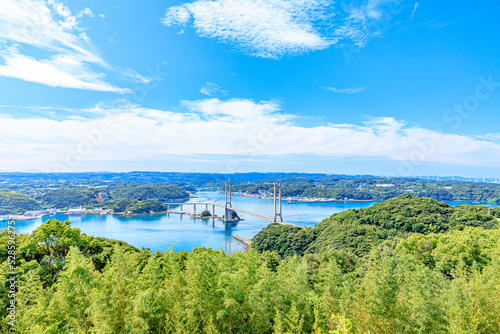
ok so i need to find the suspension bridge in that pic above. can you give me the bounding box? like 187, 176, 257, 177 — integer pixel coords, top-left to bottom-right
164, 181, 309, 227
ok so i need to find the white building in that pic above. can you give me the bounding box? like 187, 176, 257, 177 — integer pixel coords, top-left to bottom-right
376, 184, 395, 188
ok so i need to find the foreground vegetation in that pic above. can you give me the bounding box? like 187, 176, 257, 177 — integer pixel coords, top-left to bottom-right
2, 195, 500, 333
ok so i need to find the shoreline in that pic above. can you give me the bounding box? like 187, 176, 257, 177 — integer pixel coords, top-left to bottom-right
232, 234, 252, 247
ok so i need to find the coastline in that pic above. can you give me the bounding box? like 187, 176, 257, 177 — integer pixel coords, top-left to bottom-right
232, 234, 252, 248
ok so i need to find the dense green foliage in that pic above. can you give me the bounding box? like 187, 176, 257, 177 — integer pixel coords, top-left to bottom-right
2, 215, 500, 333
233, 178, 500, 202
109, 198, 139, 213
110, 198, 167, 214
128, 199, 167, 214
492, 207, 500, 218
110, 184, 188, 201
0, 192, 40, 215
0, 183, 188, 214
200, 210, 211, 217
253, 195, 499, 258
40, 188, 107, 209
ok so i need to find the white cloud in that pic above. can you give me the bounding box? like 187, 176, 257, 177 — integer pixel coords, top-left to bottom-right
337, 0, 403, 47
77, 7, 94, 19
162, 0, 334, 58
200, 82, 228, 96
411, 2, 419, 20
0, 47, 130, 93
162, 6, 191, 26
0, 0, 130, 92
162, 0, 402, 58
325, 86, 365, 94
122, 68, 153, 84
1, 98, 500, 171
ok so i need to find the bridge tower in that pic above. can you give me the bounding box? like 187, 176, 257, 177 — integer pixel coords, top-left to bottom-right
273, 182, 283, 223
224, 180, 233, 222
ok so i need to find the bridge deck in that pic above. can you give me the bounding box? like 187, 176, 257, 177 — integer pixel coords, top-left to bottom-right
167, 210, 198, 215
164, 202, 297, 226
211, 203, 294, 226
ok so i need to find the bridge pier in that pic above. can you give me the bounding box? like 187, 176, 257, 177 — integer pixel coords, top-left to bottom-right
224, 180, 233, 222
273, 182, 283, 223
224, 208, 233, 222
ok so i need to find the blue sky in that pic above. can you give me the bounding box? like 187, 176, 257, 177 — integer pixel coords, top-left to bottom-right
1, 0, 500, 177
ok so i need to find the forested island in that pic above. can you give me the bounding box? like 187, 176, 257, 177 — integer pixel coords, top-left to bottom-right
2, 194, 500, 333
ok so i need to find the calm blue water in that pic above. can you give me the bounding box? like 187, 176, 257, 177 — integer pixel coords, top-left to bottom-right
1, 191, 496, 253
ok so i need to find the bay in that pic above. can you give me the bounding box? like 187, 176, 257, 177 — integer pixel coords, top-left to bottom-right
1, 191, 496, 253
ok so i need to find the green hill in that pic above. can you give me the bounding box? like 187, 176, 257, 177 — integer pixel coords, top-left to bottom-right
110, 184, 189, 201
0, 191, 40, 215
252, 194, 499, 257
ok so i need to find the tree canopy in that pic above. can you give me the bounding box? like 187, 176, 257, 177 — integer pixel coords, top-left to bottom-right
0, 191, 40, 215
252, 194, 499, 257
110, 184, 188, 201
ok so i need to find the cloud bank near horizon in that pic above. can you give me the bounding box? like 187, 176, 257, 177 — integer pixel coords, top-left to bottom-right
0, 98, 499, 173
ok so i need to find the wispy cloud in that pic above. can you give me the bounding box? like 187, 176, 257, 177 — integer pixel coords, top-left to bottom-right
325, 86, 366, 94
162, 0, 403, 58
2, 98, 500, 171
0, 0, 129, 92
411, 2, 419, 19
122, 68, 153, 84
0, 47, 130, 93
200, 82, 228, 96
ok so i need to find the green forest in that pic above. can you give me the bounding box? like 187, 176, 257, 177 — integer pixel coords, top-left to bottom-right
252, 194, 499, 258
110, 184, 189, 202
2, 195, 500, 333
109, 198, 167, 214
0, 193, 40, 215
41, 188, 107, 209
0, 184, 188, 214
233, 178, 500, 202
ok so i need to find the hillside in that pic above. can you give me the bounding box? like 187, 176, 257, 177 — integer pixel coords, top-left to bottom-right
252, 194, 499, 257
110, 184, 189, 201
0, 191, 40, 215
41, 188, 107, 209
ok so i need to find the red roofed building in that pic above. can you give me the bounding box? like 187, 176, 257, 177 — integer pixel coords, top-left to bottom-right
96, 192, 109, 203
